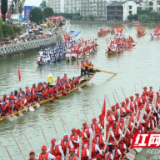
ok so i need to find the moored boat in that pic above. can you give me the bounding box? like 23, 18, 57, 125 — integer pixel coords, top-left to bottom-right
132, 22, 140, 26
136, 26, 145, 37
97, 28, 110, 37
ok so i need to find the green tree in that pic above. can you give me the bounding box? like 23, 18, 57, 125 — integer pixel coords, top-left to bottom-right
0, 18, 4, 40
43, 7, 54, 18
40, 0, 47, 9
30, 8, 44, 23
2, 23, 15, 38
87, 15, 94, 20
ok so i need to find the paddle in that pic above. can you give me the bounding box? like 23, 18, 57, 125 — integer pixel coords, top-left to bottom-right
61, 91, 67, 96
35, 102, 40, 108
28, 104, 35, 111
85, 65, 118, 75
19, 111, 24, 117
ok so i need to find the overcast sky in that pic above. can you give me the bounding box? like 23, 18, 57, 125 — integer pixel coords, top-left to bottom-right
24, 0, 42, 6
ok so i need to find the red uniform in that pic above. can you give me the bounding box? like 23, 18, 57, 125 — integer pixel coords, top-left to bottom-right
62, 76, 68, 82
69, 81, 74, 89
26, 89, 31, 96
42, 89, 48, 99
50, 145, 61, 156
65, 82, 71, 91
68, 155, 77, 160
60, 139, 70, 154
74, 78, 80, 85
9, 94, 15, 100
15, 100, 22, 110
92, 134, 104, 150
31, 87, 37, 95
106, 114, 115, 125
38, 152, 49, 160
76, 147, 88, 160
70, 134, 79, 149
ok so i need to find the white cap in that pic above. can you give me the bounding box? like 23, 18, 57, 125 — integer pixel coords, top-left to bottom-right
48, 73, 53, 77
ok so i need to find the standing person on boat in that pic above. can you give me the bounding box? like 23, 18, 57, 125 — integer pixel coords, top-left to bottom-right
88, 62, 94, 73
143, 86, 149, 97
38, 145, 55, 160
102, 146, 113, 160
112, 142, 122, 160
76, 142, 89, 159
70, 128, 80, 152
15, 98, 23, 111
58, 134, 74, 156
80, 60, 85, 77
2, 94, 8, 102
57, 76, 62, 84
28, 151, 37, 160
37, 82, 43, 94
90, 118, 102, 134
85, 60, 89, 77
119, 102, 126, 117
47, 73, 54, 87
65, 80, 71, 91
148, 86, 154, 101
106, 110, 116, 125
25, 86, 31, 96
18, 87, 24, 98
69, 79, 74, 89
74, 76, 80, 87
47, 138, 64, 159
9, 91, 16, 101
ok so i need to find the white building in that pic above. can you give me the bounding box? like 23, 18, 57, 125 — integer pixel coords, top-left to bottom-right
47, 0, 64, 13
106, 0, 137, 21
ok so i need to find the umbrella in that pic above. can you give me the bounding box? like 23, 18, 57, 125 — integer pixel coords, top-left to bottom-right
49, 16, 60, 21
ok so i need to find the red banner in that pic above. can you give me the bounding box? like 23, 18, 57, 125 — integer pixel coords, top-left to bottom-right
132, 133, 160, 148
18, 67, 21, 82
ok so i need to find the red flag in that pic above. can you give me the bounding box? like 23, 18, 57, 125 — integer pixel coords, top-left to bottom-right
18, 67, 21, 82
101, 95, 106, 119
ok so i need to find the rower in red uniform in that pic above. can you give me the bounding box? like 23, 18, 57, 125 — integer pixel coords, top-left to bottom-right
102, 146, 113, 160
65, 80, 71, 91
82, 122, 93, 141
47, 138, 64, 159
86, 141, 102, 160
6, 100, 14, 114
76, 142, 89, 159
74, 76, 80, 86
118, 138, 127, 156
57, 76, 62, 84
69, 79, 74, 89
85, 60, 89, 77
80, 60, 85, 77
125, 132, 133, 149
18, 87, 24, 98
112, 142, 122, 160
120, 102, 126, 117
129, 96, 136, 113
15, 97, 22, 111
9, 91, 16, 101
143, 86, 148, 97
61, 82, 66, 92
62, 74, 68, 82
25, 86, 31, 96
28, 151, 37, 160
92, 130, 105, 150
117, 117, 125, 130
112, 122, 122, 141
38, 145, 55, 160
70, 128, 80, 152
114, 103, 120, 122
148, 86, 154, 101
1, 102, 8, 116
48, 86, 53, 97
57, 83, 62, 94
2, 94, 8, 102
42, 87, 49, 99
31, 84, 37, 95
32, 92, 39, 102
37, 82, 43, 93
52, 85, 58, 96
90, 118, 102, 134
141, 92, 147, 108
135, 93, 142, 109
67, 148, 78, 160
106, 110, 116, 125
58, 134, 74, 155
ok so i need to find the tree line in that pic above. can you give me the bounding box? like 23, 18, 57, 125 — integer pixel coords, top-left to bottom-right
128, 10, 160, 22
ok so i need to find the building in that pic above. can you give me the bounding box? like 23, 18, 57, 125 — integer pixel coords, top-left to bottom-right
106, 0, 137, 21
47, 0, 64, 13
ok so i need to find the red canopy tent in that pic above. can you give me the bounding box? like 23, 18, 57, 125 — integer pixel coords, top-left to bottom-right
49, 16, 60, 21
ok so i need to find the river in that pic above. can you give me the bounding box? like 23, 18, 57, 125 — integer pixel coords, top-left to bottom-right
0, 22, 159, 160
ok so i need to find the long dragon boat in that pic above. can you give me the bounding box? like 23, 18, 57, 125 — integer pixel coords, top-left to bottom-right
0, 72, 96, 122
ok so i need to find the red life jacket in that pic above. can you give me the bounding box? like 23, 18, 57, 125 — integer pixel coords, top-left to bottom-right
51, 145, 61, 156
65, 83, 70, 90
135, 98, 141, 107
60, 139, 70, 153
2, 97, 8, 102
81, 62, 85, 69
85, 62, 89, 68
18, 90, 24, 97
113, 110, 118, 121
90, 123, 100, 132
119, 142, 126, 155
113, 128, 120, 140
77, 147, 88, 160
103, 152, 112, 160
53, 88, 57, 95
42, 89, 48, 96
1, 105, 8, 114
57, 85, 61, 92
69, 81, 74, 89
37, 85, 43, 92
106, 114, 114, 125
148, 91, 154, 99
48, 88, 53, 96
68, 155, 77, 160
86, 143, 97, 158
82, 127, 90, 138
62, 76, 68, 82
74, 78, 79, 85
28, 159, 38, 160
106, 130, 114, 142
7, 103, 13, 112
38, 152, 49, 160
70, 134, 79, 149
25, 89, 31, 96
143, 91, 148, 96
92, 135, 104, 150
9, 94, 15, 100
120, 107, 125, 114
125, 137, 132, 148
27, 96, 32, 103
81, 131, 89, 143
145, 104, 151, 114
32, 93, 38, 101
15, 100, 22, 109
114, 148, 120, 159
57, 78, 62, 84
117, 122, 124, 130
31, 87, 37, 95
61, 84, 65, 91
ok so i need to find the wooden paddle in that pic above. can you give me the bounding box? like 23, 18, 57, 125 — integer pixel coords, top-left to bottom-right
85, 65, 118, 75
